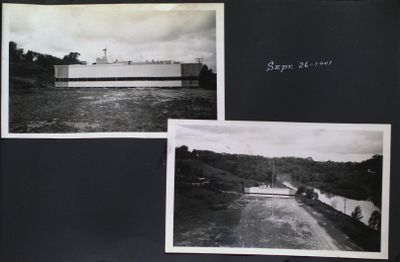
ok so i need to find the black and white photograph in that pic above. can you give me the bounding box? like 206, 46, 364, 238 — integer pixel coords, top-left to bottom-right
165, 120, 391, 258
1, 3, 224, 138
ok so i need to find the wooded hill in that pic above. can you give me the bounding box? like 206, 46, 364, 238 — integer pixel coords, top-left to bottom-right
175, 146, 383, 207
9, 41, 82, 89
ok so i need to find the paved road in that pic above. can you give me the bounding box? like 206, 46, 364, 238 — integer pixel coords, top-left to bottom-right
174, 195, 362, 250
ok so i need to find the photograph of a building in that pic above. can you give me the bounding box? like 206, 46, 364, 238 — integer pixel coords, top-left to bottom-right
165, 120, 390, 259
1, 3, 224, 137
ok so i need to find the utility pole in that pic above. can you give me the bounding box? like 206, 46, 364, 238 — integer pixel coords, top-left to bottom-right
272, 158, 275, 188
195, 57, 204, 64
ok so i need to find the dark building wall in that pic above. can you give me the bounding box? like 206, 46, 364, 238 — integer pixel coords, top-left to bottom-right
181, 63, 203, 87
54, 65, 69, 78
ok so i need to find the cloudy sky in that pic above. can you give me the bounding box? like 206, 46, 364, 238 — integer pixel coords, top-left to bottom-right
6, 4, 217, 70
175, 123, 384, 162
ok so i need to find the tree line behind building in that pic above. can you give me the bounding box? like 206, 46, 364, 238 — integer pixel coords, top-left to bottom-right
8, 41, 216, 90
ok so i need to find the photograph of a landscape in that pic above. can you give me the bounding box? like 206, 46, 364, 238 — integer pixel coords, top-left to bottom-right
1, 3, 223, 137
165, 121, 390, 258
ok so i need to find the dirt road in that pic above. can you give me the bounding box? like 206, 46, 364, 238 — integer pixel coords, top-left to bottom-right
174, 195, 362, 250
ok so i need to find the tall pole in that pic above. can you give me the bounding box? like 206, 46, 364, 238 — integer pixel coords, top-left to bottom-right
272, 158, 275, 188
195, 57, 204, 64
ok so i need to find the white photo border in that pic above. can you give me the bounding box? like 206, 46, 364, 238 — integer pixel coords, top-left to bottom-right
165, 120, 391, 259
1, 3, 225, 139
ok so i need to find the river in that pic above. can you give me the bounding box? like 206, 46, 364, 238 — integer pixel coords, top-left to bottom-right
282, 181, 380, 226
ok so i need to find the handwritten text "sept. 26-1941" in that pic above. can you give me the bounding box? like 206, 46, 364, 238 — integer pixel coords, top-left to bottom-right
266, 60, 333, 73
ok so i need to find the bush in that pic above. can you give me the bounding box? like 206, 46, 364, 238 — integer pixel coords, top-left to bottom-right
368, 210, 381, 230
351, 206, 363, 221
296, 186, 306, 195
296, 186, 318, 200
305, 188, 318, 200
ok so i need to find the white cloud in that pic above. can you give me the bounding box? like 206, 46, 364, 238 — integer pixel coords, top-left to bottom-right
6, 4, 217, 70
175, 124, 384, 162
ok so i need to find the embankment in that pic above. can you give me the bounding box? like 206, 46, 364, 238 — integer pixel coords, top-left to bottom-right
298, 195, 380, 251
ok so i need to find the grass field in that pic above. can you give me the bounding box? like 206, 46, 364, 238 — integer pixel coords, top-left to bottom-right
9, 87, 216, 133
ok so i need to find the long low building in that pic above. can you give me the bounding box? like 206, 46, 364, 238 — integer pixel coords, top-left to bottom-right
54, 52, 203, 88
244, 186, 296, 198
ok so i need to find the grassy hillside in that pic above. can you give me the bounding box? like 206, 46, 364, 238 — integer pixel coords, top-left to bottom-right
298, 195, 380, 251
174, 158, 260, 218
10, 60, 55, 89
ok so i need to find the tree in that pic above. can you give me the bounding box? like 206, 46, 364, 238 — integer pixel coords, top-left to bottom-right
198, 65, 216, 90
175, 145, 191, 159
296, 186, 306, 195
351, 205, 363, 221
368, 210, 381, 230
305, 188, 318, 200
62, 52, 82, 64
9, 41, 24, 62
25, 50, 39, 62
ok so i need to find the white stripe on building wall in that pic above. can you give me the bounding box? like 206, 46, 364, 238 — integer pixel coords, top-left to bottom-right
55, 64, 182, 78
